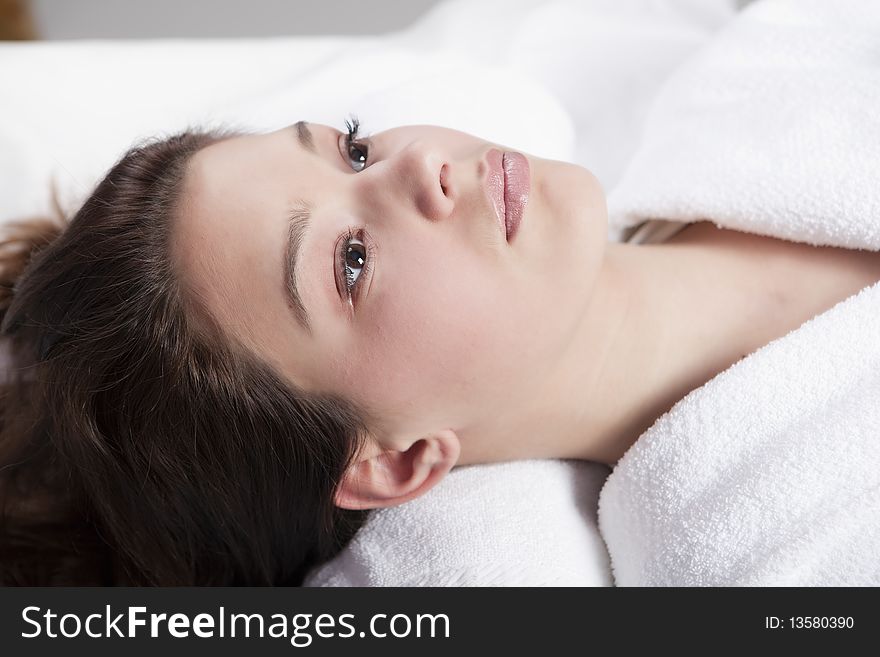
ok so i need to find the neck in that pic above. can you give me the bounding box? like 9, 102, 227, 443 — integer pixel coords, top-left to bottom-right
459, 226, 795, 467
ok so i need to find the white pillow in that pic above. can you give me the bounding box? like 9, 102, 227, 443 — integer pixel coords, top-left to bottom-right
0, 39, 573, 223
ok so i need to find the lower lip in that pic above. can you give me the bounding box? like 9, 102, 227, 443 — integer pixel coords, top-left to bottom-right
486, 149, 530, 243
502, 151, 529, 242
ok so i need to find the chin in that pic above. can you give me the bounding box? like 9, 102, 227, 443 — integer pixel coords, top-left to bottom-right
541, 160, 607, 242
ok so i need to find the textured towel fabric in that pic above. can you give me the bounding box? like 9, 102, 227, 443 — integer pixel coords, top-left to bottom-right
305, 460, 613, 587
598, 0, 880, 586
606, 0, 880, 251
599, 280, 880, 585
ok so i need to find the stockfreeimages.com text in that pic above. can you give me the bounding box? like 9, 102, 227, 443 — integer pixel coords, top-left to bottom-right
21, 605, 450, 647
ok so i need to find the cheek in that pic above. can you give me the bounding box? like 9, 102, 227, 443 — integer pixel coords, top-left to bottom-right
342, 249, 520, 421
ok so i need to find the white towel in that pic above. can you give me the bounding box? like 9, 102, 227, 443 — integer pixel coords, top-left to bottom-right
599, 280, 880, 586
305, 460, 613, 587
598, 0, 880, 585
606, 0, 880, 250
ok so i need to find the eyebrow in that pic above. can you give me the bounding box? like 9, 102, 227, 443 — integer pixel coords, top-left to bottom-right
294, 120, 315, 154
284, 201, 312, 335
283, 121, 318, 335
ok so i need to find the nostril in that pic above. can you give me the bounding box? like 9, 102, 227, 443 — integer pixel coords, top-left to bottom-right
440, 164, 449, 197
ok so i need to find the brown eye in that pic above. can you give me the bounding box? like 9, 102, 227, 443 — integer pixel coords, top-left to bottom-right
340, 116, 371, 172
345, 140, 369, 172
343, 237, 367, 291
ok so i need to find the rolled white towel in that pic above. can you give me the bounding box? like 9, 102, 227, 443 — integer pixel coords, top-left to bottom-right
306, 460, 613, 587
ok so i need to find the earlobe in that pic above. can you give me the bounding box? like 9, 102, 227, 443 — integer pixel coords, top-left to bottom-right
333, 429, 461, 511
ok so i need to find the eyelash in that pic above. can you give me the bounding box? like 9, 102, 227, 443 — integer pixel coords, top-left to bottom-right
337, 114, 375, 306
343, 115, 371, 172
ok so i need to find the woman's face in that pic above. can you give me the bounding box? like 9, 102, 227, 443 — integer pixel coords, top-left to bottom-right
175, 121, 607, 452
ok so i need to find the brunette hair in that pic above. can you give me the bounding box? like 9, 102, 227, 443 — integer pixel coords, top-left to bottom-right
0, 128, 371, 585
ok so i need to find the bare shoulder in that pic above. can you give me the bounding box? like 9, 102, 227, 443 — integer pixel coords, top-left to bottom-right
666, 218, 880, 299
665, 220, 761, 247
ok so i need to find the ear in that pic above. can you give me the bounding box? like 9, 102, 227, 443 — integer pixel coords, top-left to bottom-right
334, 429, 461, 511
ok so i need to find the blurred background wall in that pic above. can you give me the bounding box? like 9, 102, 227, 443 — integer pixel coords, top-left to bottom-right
2, 0, 444, 39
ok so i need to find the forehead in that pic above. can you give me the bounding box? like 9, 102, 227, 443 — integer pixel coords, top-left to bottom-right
188, 131, 278, 193
173, 131, 295, 354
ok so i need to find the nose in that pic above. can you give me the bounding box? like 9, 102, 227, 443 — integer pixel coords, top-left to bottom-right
363, 140, 455, 223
